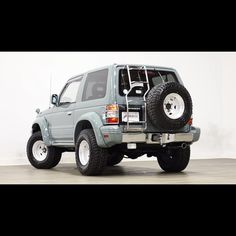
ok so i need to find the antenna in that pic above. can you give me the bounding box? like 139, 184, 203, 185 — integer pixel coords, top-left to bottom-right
49, 73, 52, 108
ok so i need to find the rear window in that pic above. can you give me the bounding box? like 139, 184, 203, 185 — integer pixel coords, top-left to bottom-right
82, 69, 108, 101
119, 69, 178, 96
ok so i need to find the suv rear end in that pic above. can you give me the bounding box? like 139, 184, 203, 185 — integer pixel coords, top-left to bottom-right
100, 64, 200, 150
90, 64, 200, 175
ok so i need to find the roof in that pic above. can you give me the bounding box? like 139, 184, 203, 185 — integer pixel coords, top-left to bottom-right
67, 64, 176, 82
114, 64, 175, 71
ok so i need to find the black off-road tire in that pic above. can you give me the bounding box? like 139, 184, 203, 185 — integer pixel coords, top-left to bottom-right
75, 129, 108, 176
26, 131, 62, 169
147, 82, 192, 130
157, 146, 190, 172
107, 153, 124, 166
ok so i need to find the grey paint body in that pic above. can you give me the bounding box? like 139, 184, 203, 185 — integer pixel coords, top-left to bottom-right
32, 64, 200, 148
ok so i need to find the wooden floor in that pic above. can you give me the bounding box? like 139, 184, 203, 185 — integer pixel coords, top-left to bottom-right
1, 158, 236, 184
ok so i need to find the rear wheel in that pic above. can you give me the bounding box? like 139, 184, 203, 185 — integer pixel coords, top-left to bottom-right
75, 129, 108, 176
157, 146, 190, 172
107, 153, 124, 166
26, 131, 62, 169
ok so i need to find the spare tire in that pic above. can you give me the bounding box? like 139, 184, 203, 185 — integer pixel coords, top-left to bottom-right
146, 82, 192, 130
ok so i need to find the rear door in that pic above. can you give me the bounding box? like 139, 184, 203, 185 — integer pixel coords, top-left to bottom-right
116, 67, 187, 133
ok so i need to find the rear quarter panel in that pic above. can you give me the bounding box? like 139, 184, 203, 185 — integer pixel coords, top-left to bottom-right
73, 66, 116, 145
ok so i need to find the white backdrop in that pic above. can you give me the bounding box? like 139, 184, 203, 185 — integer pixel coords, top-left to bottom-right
0, 52, 235, 165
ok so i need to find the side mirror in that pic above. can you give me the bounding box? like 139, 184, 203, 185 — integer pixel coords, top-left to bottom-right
51, 94, 58, 106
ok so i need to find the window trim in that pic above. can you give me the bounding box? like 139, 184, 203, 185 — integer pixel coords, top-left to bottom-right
58, 77, 82, 106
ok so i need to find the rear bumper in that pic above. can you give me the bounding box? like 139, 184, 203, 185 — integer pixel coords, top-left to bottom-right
122, 126, 200, 144
100, 125, 200, 147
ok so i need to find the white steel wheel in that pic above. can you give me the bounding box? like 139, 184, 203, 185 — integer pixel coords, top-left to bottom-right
163, 93, 185, 119
79, 140, 90, 166
32, 140, 48, 161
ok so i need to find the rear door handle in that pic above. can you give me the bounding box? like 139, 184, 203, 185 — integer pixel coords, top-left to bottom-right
66, 111, 72, 116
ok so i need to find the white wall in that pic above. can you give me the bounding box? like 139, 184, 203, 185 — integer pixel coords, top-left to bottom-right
0, 52, 235, 165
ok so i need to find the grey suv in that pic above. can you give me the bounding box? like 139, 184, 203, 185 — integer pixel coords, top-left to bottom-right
27, 64, 200, 175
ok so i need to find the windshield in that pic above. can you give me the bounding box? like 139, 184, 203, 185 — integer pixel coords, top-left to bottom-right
119, 69, 178, 96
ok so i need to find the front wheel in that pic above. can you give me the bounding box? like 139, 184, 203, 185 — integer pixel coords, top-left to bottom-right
157, 146, 190, 172
26, 131, 62, 169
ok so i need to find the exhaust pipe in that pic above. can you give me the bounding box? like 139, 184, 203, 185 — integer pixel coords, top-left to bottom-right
181, 143, 187, 149
164, 143, 189, 149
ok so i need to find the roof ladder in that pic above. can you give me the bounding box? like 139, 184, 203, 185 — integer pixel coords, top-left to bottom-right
124, 65, 150, 132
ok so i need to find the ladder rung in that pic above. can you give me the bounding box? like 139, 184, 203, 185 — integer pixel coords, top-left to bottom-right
125, 127, 144, 131
131, 81, 148, 84
127, 100, 145, 103
124, 121, 145, 124
127, 66, 146, 70
128, 67, 144, 70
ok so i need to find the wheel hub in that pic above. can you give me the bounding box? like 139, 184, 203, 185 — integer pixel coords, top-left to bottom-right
163, 93, 185, 119
165, 103, 172, 111
79, 140, 90, 166
32, 140, 48, 161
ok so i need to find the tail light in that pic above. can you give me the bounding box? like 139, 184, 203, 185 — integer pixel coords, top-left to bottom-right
188, 117, 193, 126
106, 104, 119, 124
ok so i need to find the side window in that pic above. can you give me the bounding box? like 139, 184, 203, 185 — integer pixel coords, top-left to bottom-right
59, 80, 80, 104
151, 72, 177, 86
166, 73, 176, 82
82, 69, 108, 101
